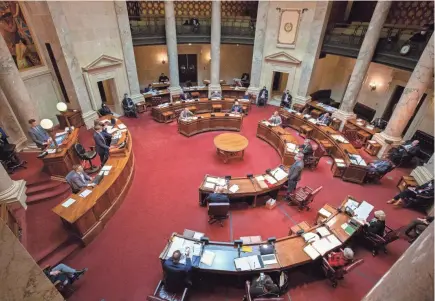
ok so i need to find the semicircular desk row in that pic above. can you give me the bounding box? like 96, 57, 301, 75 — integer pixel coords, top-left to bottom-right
52, 117, 135, 245
152, 98, 251, 123
178, 113, 244, 137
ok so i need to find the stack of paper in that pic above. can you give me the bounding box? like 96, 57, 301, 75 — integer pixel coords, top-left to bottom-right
344, 198, 359, 211
240, 236, 262, 244
234, 255, 261, 271
304, 245, 321, 260
311, 234, 341, 255
286, 143, 298, 153
271, 167, 287, 181
101, 165, 113, 171
318, 208, 332, 218
302, 232, 320, 243
229, 184, 239, 193
317, 226, 331, 237
200, 250, 216, 266
308, 118, 317, 124
117, 124, 127, 130
62, 198, 76, 208
264, 175, 277, 185
354, 201, 374, 221
255, 175, 268, 189
334, 158, 346, 168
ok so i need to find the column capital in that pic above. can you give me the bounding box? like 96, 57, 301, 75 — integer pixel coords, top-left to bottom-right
0, 164, 27, 209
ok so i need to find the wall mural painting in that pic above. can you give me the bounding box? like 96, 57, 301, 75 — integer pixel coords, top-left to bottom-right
0, 1, 42, 70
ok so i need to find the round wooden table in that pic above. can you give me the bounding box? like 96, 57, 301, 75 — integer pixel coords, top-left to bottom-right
213, 133, 249, 163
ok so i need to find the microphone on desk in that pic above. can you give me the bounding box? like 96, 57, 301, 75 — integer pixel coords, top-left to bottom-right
234, 239, 243, 258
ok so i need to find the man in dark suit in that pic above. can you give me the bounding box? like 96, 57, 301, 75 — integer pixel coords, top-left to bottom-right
122, 93, 138, 118
280, 90, 292, 108
389, 139, 420, 165
258, 86, 268, 107
299, 139, 313, 156
230, 101, 243, 114
287, 153, 304, 194
204, 186, 229, 206
28, 119, 51, 149
163, 249, 192, 292
317, 112, 332, 125
159, 73, 169, 83
93, 125, 112, 166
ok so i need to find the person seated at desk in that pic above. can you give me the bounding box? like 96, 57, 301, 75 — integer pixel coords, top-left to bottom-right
230, 101, 243, 114
144, 84, 154, 93
243, 91, 250, 100
365, 210, 386, 236
327, 247, 354, 269
249, 273, 280, 298
388, 140, 420, 165
163, 249, 192, 291
258, 86, 268, 106
28, 119, 51, 150
94, 125, 114, 167
159, 73, 169, 83
44, 263, 87, 287
280, 90, 292, 108
268, 111, 282, 126
404, 216, 434, 243
387, 180, 434, 208
122, 93, 138, 118
179, 108, 194, 120
365, 159, 394, 181
98, 103, 112, 116
66, 165, 95, 193
317, 112, 332, 125
180, 92, 192, 100
0, 128, 24, 169
211, 90, 222, 99
204, 186, 230, 206
299, 139, 313, 156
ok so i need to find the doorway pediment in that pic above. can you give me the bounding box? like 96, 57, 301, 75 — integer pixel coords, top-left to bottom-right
264, 52, 301, 65
82, 55, 123, 72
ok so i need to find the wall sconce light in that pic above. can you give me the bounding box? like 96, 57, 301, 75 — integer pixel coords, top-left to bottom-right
369, 82, 377, 91
162, 59, 166, 64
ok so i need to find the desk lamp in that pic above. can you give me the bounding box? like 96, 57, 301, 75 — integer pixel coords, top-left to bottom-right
40, 119, 59, 152
56, 102, 71, 130
234, 239, 243, 258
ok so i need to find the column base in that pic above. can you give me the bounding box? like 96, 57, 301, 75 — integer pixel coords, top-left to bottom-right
131, 93, 145, 104
332, 109, 356, 131
168, 86, 183, 102
208, 84, 222, 98
82, 110, 100, 129
247, 86, 260, 98
292, 95, 312, 108
0, 179, 27, 209
372, 132, 403, 158
411, 166, 434, 185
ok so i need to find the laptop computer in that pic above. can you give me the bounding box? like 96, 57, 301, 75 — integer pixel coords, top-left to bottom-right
259, 244, 274, 255
93, 174, 104, 185
261, 254, 278, 265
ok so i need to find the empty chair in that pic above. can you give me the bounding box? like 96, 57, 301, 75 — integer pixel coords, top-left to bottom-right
208, 202, 230, 227
147, 280, 188, 301
74, 143, 98, 173
322, 255, 364, 288
287, 186, 323, 211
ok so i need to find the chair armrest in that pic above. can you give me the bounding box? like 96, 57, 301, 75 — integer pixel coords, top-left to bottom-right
322, 257, 334, 272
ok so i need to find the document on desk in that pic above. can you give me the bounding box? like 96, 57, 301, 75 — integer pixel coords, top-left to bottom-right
344, 198, 359, 211
193, 232, 204, 240
316, 226, 331, 237
62, 198, 76, 208
302, 232, 320, 243
304, 245, 321, 260
117, 124, 127, 130
234, 255, 262, 271
47, 149, 56, 154
354, 201, 374, 221
286, 143, 297, 153
271, 167, 287, 181
341, 223, 356, 236
229, 184, 239, 193
200, 250, 216, 266
79, 189, 92, 198
318, 208, 332, 218
255, 175, 265, 182
264, 175, 277, 185
204, 182, 215, 190
101, 165, 113, 171
206, 177, 218, 184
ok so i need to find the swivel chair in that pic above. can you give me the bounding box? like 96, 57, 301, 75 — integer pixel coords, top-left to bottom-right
243, 280, 284, 301
74, 143, 99, 173
147, 280, 188, 301
361, 225, 400, 256
322, 254, 364, 287
287, 186, 323, 211
208, 202, 230, 227
0, 142, 27, 174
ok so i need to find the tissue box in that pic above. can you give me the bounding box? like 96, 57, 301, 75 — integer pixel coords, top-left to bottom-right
265, 198, 277, 210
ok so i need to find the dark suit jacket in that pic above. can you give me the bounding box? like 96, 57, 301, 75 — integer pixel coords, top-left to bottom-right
366, 218, 385, 236
281, 93, 292, 103
163, 258, 192, 292
259, 89, 268, 100
93, 131, 110, 155
318, 114, 331, 125
402, 140, 420, 157
299, 144, 313, 156
28, 125, 50, 148
231, 105, 243, 113
288, 160, 304, 181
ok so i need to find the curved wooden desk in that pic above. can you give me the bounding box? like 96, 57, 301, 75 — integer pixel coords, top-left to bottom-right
279, 109, 368, 184
199, 123, 298, 206
152, 98, 251, 123
52, 118, 135, 245
160, 201, 359, 274
178, 113, 243, 137
214, 133, 249, 163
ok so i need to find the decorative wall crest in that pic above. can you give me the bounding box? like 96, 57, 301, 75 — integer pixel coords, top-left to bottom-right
277, 9, 302, 49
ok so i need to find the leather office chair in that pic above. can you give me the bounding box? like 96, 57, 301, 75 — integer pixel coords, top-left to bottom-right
147, 280, 188, 301
362, 225, 399, 256
243, 281, 284, 301
322, 255, 364, 288
287, 186, 323, 211
74, 143, 99, 173
0, 142, 27, 174
208, 202, 230, 227
304, 144, 324, 170
364, 162, 395, 184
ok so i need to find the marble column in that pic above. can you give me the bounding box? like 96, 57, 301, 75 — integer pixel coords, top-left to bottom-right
247, 0, 269, 97
47, 2, 98, 129
0, 89, 27, 150
373, 33, 434, 157
209, 0, 222, 97
0, 34, 38, 145
164, 0, 182, 100
332, 1, 392, 129
0, 164, 27, 209
114, 1, 144, 104
411, 154, 434, 185
293, 1, 332, 107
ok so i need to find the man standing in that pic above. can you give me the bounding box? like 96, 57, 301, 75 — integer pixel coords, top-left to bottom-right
159, 73, 169, 83
93, 125, 112, 167
163, 249, 192, 292
28, 119, 51, 149
258, 86, 268, 107
287, 153, 304, 195
280, 90, 292, 108
299, 139, 313, 156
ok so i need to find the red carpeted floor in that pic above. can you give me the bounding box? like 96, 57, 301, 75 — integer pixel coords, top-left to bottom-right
15, 105, 422, 301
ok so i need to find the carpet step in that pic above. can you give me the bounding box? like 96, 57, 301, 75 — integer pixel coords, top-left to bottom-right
37, 240, 82, 268
26, 184, 71, 205
25, 173, 52, 187
26, 181, 63, 196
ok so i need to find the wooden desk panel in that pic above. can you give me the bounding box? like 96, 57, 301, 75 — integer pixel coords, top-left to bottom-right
178, 113, 243, 137
52, 118, 135, 245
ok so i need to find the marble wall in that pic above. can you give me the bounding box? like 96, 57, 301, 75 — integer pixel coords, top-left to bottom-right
312, 54, 434, 137
0, 220, 63, 301
134, 44, 253, 89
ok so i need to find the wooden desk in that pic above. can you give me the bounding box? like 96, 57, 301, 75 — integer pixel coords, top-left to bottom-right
178, 113, 243, 137
182, 87, 247, 100
346, 119, 381, 139
56, 110, 84, 129
214, 133, 248, 163
143, 90, 170, 105
152, 98, 251, 123
279, 109, 368, 184
41, 129, 81, 177
52, 118, 135, 245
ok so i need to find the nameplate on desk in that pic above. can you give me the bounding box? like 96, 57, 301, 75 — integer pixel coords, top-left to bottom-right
101, 165, 112, 171
62, 198, 76, 208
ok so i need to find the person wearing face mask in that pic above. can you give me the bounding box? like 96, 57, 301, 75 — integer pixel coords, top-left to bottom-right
258, 86, 268, 107
280, 90, 292, 108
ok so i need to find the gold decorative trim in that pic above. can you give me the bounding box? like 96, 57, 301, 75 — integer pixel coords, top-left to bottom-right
277, 8, 302, 48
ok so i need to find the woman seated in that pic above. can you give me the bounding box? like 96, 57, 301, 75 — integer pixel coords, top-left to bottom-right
327, 247, 354, 269
268, 111, 282, 126
230, 101, 243, 114
365, 210, 386, 236
387, 180, 434, 209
